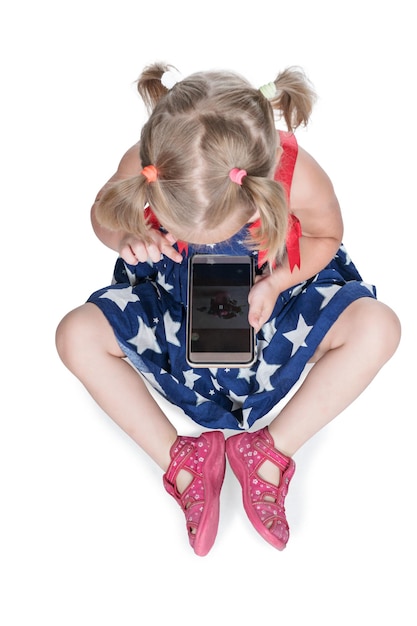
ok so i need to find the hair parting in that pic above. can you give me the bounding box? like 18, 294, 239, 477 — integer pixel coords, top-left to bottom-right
97, 62, 316, 264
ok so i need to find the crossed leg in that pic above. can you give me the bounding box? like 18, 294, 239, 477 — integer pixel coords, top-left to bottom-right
258, 297, 401, 485
56, 297, 401, 477
56, 296, 400, 550
56, 303, 178, 471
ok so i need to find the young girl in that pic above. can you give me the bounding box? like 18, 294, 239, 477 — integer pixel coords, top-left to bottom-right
56, 62, 401, 556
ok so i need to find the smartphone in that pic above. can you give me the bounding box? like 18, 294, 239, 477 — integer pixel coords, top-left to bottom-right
186, 254, 256, 368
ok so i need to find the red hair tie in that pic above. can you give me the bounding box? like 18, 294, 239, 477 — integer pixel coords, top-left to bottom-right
229, 168, 247, 185
141, 165, 158, 183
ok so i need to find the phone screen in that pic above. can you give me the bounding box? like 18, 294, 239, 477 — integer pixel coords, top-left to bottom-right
187, 254, 255, 367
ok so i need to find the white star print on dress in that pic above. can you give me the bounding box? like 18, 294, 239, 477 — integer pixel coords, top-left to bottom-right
157, 272, 174, 292
256, 360, 280, 392
99, 286, 140, 311
163, 311, 181, 346
316, 284, 342, 309
183, 369, 201, 389
283, 314, 313, 357
339, 244, 351, 266
237, 367, 256, 382
227, 389, 249, 411
262, 319, 278, 343
194, 392, 210, 406
127, 317, 162, 355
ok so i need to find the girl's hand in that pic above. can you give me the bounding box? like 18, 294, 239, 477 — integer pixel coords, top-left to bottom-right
248, 273, 281, 332
118, 231, 183, 265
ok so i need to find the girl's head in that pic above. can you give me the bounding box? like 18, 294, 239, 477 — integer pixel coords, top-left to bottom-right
96, 62, 316, 264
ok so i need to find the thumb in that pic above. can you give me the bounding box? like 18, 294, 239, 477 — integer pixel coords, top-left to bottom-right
248, 306, 263, 333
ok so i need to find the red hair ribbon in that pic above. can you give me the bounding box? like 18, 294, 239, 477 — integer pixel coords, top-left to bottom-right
286, 213, 302, 271
141, 165, 158, 183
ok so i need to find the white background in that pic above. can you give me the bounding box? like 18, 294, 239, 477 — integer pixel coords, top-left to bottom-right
1, 1, 415, 624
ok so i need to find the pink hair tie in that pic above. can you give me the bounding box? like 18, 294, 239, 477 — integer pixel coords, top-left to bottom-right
141, 165, 158, 183
229, 168, 247, 185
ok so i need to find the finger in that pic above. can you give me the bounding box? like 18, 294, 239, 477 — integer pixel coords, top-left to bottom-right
164, 232, 177, 244
248, 308, 262, 333
157, 233, 183, 262
119, 245, 139, 266
161, 242, 183, 263
147, 242, 163, 263
130, 243, 149, 263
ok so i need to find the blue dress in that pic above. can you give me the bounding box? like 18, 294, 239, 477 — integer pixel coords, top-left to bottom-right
87, 133, 376, 431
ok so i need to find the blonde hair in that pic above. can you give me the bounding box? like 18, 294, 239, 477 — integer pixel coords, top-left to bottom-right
96, 62, 316, 265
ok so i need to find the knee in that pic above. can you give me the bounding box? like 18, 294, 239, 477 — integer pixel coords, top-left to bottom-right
318, 298, 401, 365
56, 307, 84, 369
376, 302, 401, 358
355, 299, 401, 362
55, 304, 102, 370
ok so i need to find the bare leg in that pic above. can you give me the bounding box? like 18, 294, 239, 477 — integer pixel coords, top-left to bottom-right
56, 303, 177, 471
56, 303, 226, 551
260, 298, 401, 482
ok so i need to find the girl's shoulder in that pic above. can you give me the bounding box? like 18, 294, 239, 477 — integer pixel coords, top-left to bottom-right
110, 142, 142, 183
289, 140, 342, 240
291, 143, 336, 209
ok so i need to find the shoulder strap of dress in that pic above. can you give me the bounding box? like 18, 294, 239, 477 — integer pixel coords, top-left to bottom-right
274, 130, 298, 200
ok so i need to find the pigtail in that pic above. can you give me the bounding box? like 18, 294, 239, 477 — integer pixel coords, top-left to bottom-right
244, 177, 289, 265
95, 176, 153, 242
137, 62, 179, 112
263, 66, 316, 131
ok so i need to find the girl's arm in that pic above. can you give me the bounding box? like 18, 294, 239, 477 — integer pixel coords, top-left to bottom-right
91, 144, 182, 264
248, 146, 344, 331
277, 145, 343, 290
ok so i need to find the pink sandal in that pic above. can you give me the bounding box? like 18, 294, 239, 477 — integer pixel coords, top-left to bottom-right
226, 426, 295, 550
163, 431, 226, 556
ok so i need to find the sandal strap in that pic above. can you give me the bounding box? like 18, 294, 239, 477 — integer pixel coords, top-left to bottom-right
254, 427, 291, 473
164, 438, 196, 488
162, 431, 226, 556
226, 427, 295, 550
